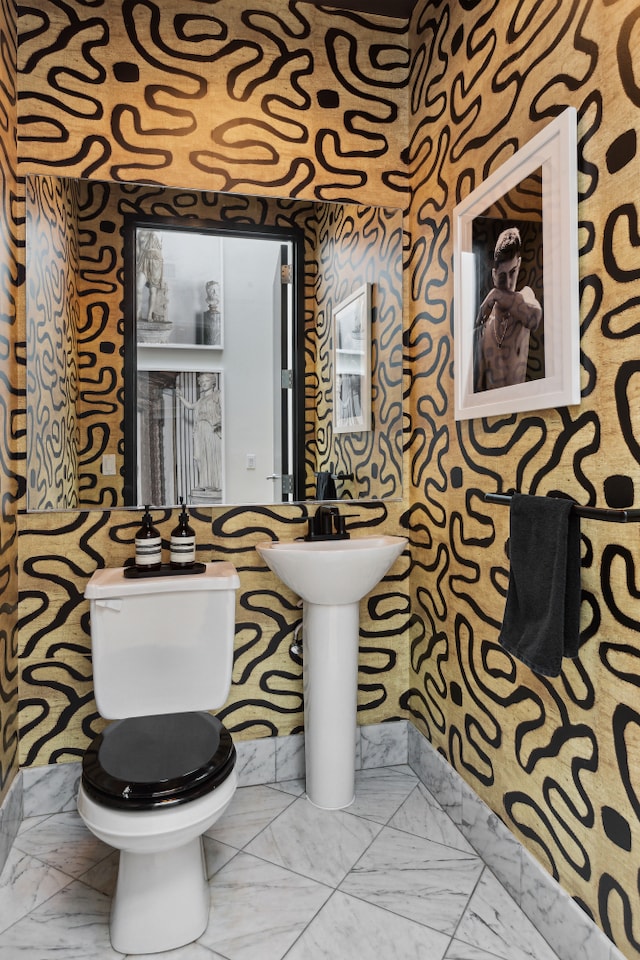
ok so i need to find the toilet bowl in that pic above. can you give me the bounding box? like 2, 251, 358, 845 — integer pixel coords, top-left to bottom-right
77, 563, 240, 955
78, 764, 237, 954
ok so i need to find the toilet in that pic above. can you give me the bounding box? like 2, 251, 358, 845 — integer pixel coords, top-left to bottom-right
77, 562, 240, 955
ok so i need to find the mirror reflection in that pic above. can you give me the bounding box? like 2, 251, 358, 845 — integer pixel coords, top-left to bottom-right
25, 175, 404, 511
124, 218, 303, 508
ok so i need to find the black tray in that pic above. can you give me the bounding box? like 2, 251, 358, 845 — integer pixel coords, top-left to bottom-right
123, 562, 206, 579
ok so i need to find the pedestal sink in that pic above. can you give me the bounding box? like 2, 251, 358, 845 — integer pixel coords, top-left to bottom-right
256, 535, 407, 809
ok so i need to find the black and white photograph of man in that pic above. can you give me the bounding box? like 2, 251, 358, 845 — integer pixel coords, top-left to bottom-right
473, 224, 543, 393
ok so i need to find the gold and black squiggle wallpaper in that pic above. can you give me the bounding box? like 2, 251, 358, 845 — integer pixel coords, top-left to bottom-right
25, 178, 403, 508
310, 201, 405, 497
402, 3, 640, 958
0, 0, 18, 804
16, 0, 412, 771
18, 501, 409, 763
26, 175, 81, 511
10, 1, 640, 957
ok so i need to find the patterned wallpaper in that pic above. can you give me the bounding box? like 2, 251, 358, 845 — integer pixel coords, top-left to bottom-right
7, 1, 640, 958
0, 0, 18, 804
25, 177, 403, 508
26, 175, 80, 510
402, 3, 640, 958
18, 500, 409, 765
15, 0, 412, 776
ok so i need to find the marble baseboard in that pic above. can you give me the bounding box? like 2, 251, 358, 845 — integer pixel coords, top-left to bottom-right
407, 724, 625, 960
22, 761, 80, 819
0, 773, 23, 878
224, 719, 408, 787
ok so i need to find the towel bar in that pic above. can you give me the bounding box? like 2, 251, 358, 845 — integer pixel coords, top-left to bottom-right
484, 492, 640, 523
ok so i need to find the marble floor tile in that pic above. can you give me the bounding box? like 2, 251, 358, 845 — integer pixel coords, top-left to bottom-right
346, 766, 418, 824
340, 825, 484, 935
389, 781, 476, 853
79, 849, 119, 897
0, 879, 119, 959
12, 811, 113, 879
268, 777, 306, 797
0, 846, 72, 933
203, 837, 239, 880
204, 784, 295, 849
0, 764, 566, 960
16, 815, 50, 836
445, 942, 507, 959
455, 867, 560, 960
285, 890, 451, 960
386, 762, 416, 777
245, 796, 382, 886
133, 946, 224, 960
199, 851, 331, 960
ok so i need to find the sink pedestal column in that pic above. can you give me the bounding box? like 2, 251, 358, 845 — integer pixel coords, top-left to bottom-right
303, 600, 360, 809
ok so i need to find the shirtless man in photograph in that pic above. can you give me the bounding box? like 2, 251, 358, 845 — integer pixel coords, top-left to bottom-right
473, 227, 542, 392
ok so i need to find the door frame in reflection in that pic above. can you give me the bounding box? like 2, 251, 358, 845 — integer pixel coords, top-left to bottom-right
123, 216, 305, 507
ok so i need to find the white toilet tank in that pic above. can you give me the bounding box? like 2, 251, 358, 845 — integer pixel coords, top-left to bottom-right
85, 563, 240, 720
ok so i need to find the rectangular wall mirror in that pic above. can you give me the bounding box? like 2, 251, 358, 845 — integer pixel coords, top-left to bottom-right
25, 175, 404, 511
124, 216, 305, 508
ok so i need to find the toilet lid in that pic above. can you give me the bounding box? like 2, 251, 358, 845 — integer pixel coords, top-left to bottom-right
82, 712, 236, 809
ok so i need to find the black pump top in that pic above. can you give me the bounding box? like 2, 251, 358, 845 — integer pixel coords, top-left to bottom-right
173, 497, 194, 536
137, 505, 159, 537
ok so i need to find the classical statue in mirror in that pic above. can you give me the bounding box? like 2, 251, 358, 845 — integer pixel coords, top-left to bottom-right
25, 174, 404, 512
136, 230, 171, 341
176, 372, 223, 495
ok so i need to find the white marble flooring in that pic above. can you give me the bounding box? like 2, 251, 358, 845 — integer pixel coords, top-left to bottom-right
0, 765, 562, 960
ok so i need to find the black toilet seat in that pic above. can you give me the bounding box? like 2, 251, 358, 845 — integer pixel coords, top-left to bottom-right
82, 711, 236, 810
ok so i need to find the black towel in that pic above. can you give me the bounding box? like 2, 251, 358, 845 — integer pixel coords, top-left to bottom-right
498, 493, 581, 677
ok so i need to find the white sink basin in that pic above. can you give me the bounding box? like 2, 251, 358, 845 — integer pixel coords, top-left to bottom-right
255, 535, 407, 605
256, 532, 408, 811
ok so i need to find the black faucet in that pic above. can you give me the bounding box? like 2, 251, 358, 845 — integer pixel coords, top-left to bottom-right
305, 504, 350, 541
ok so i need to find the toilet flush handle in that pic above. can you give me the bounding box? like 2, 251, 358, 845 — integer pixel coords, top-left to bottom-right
95, 599, 122, 613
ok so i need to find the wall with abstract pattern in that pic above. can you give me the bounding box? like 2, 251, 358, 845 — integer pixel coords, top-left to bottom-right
14, 0, 412, 778
402, 3, 640, 958
5, 1, 640, 958
26, 175, 81, 510
0, 0, 19, 807
25, 177, 403, 508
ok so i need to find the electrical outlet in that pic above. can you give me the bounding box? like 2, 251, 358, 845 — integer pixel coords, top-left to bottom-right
102, 454, 116, 475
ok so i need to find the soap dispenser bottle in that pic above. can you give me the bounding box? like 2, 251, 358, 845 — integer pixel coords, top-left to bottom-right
170, 498, 196, 569
134, 505, 162, 571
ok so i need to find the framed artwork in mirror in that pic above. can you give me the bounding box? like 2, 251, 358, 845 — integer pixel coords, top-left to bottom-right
136, 369, 224, 507
453, 107, 579, 421
135, 223, 223, 348
334, 283, 372, 433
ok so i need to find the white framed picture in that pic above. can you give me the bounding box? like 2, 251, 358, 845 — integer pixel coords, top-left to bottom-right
453, 108, 580, 421
334, 283, 372, 433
